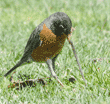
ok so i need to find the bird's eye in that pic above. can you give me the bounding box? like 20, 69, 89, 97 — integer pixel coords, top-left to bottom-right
59, 25, 64, 28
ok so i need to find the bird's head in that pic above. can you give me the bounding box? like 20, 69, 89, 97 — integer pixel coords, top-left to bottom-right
49, 12, 72, 36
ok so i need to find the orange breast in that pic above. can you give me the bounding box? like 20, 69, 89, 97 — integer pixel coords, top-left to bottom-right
31, 24, 67, 62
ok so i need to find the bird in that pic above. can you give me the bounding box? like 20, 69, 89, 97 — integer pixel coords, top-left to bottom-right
4, 12, 72, 87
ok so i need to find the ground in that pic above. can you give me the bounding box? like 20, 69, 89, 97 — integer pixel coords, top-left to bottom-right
0, 0, 110, 103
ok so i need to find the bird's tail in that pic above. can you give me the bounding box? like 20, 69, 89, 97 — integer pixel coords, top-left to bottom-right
4, 59, 25, 77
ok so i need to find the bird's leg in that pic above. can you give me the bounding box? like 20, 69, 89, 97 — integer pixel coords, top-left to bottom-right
46, 58, 64, 87
52, 54, 59, 71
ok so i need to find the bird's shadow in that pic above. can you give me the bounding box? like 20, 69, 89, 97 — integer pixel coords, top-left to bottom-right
8, 72, 75, 90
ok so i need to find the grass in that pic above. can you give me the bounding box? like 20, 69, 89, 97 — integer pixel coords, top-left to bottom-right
0, 0, 110, 103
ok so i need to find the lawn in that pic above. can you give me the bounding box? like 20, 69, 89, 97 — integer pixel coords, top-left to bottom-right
0, 0, 110, 103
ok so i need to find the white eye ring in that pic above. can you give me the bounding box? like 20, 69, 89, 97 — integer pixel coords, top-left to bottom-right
59, 25, 64, 28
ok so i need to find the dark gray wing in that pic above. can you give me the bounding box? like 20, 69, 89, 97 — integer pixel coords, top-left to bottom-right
21, 24, 43, 61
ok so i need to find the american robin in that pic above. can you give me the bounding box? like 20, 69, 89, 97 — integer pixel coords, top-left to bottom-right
4, 12, 72, 87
